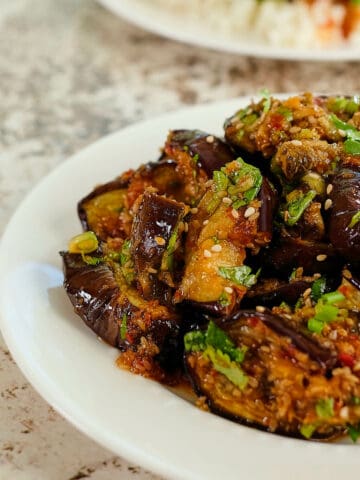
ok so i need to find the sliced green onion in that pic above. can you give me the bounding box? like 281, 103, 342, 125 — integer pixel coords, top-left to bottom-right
307, 317, 325, 334
316, 398, 334, 419
349, 211, 360, 228
120, 313, 128, 340
68, 231, 98, 254
321, 291, 345, 305
300, 423, 317, 439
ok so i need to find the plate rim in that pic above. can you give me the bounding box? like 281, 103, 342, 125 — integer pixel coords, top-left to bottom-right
1, 96, 360, 480
98, 0, 360, 61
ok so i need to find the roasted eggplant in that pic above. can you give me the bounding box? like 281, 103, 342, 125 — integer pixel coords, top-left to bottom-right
61, 92, 360, 441
184, 307, 360, 439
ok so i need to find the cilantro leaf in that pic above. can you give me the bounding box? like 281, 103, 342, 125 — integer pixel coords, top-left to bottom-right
218, 265, 259, 288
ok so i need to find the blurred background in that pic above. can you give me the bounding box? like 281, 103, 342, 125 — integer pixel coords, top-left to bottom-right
1, 0, 359, 479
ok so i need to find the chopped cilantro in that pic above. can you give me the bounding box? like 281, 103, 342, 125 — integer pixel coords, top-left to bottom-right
283, 190, 317, 226
213, 170, 229, 192
331, 114, 360, 155
184, 320, 247, 364
204, 346, 248, 390
348, 424, 360, 443
259, 88, 271, 113
218, 265, 260, 288
311, 277, 327, 302
276, 106, 293, 121
315, 398, 334, 419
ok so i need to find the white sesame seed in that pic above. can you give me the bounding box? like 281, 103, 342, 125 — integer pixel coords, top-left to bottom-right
148, 267, 158, 274
303, 288, 312, 299
324, 198, 333, 210
231, 208, 239, 219
340, 406, 349, 420
224, 286, 233, 294
222, 197, 232, 205
339, 129, 347, 137
191, 207, 198, 214
183, 222, 188, 232
313, 273, 321, 279
203, 249, 212, 258
291, 139, 302, 146
316, 254, 327, 262
326, 183, 333, 195
307, 172, 321, 179
203, 219, 209, 225
244, 206, 256, 218
256, 306, 266, 313
328, 330, 338, 340
284, 210, 290, 222
211, 244, 222, 253
155, 236, 166, 246
205, 179, 213, 188
206, 135, 214, 144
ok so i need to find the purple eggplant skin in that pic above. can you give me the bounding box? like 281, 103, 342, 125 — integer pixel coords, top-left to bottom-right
262, 236, 342, 277
329, 165, 360, 262
61, 251, 122, 347
131, 191, 186, 299
222, 310, 337, 371
61, 251, 182, 368
243, 279, 311, 308
258, 178, 278, 239
166, 130, 236, 176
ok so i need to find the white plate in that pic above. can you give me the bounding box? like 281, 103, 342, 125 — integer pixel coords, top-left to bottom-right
0, 97, 359, 480
98, 0, 360, 61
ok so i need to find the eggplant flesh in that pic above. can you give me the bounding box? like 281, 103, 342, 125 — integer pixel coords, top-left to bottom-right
185, 311, 360, 439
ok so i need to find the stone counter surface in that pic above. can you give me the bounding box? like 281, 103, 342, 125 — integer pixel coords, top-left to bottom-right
0, 1, 359, 478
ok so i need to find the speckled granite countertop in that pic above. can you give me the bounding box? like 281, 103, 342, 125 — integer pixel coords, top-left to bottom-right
0, 1, 359, 478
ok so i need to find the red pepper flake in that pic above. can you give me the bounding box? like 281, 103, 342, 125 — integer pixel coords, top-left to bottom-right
338, 352, 355, 368
247, 316, 259, 328
338, 284, 350, 297
268, 113, 285, 131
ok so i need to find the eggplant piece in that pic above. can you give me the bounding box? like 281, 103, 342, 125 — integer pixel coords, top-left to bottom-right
131, 191, 186, 300
263, 236, 342, 276
243, 278, 311, 308
185, 311, 360, 439
61, 251, 182, 379
165, 130, 235, 177
224, 93, 342, 159
126, 159, 194, 207
176, 159, 276, 315
272, 140, 340, 182
329, 166, 360, 262
78, 176, 132, 241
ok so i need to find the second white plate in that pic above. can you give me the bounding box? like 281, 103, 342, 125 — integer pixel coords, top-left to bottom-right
98, 0, 360, 61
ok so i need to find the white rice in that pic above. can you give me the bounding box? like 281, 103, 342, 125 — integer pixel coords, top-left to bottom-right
144, 0, 359, 49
